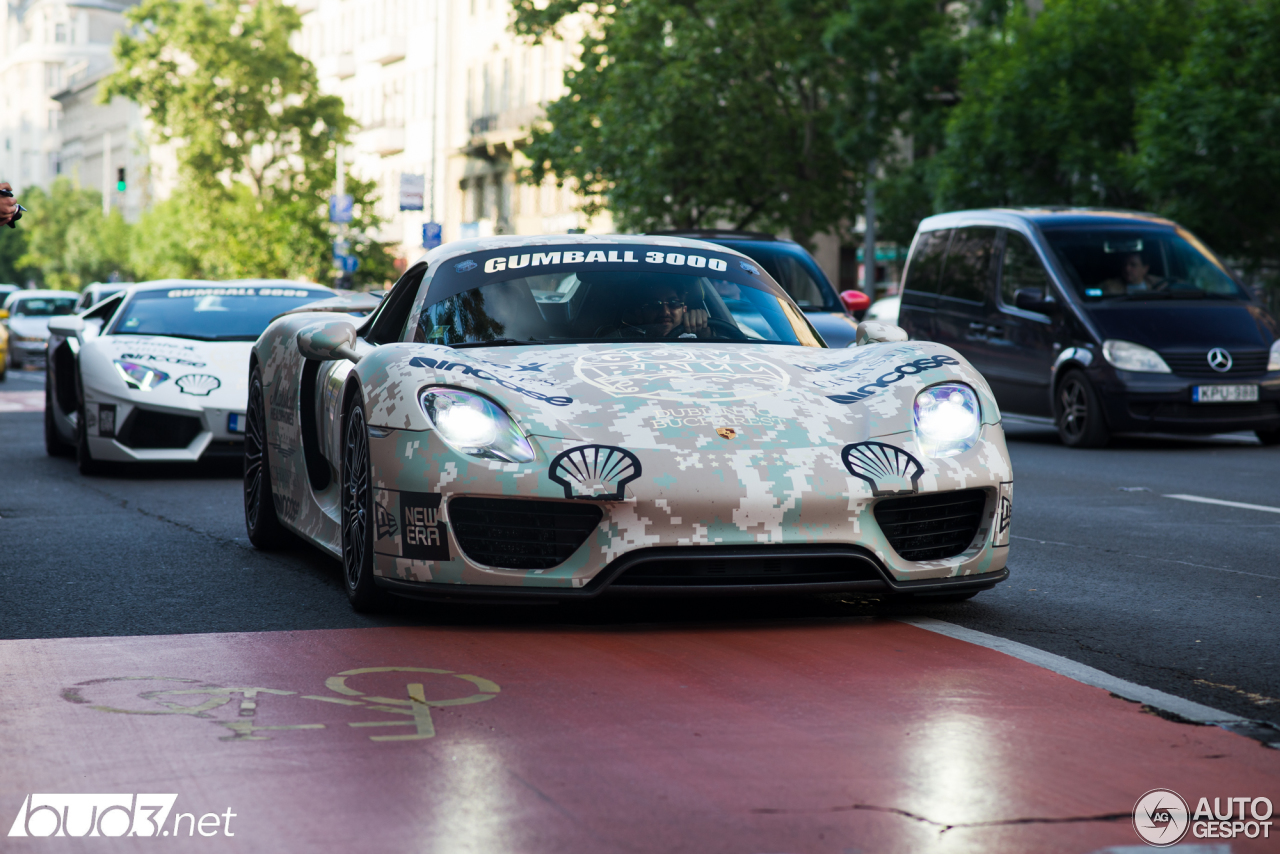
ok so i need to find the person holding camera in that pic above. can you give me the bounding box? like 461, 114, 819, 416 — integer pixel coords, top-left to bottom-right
1, 183, 21, 227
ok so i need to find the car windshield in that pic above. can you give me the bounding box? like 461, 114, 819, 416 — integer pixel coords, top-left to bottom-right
1043, 228, 1248, 302
109, 285, 332, 341
729, 244, 839, 311
415, 247, 823, 347
12, 296, 78, 317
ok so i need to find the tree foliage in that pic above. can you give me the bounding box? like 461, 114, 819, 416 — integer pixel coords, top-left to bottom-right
933, 0, 1192, 211
103, 0, 394, 287
15, 179, 132, 289
1134, 0, 1280, 270
513, 0, 946, 246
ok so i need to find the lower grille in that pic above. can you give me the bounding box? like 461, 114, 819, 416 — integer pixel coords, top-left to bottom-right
1161, 349, 1269, 377
201, 440, 245, 459
449, 497, 602, 570
612, 552, 882, 587
117, 409, 203, 449
1128, 401, 1278, 421
874, 489, 988, 561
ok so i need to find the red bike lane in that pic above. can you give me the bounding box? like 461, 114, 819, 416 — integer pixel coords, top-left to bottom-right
1, 619, 1276, 852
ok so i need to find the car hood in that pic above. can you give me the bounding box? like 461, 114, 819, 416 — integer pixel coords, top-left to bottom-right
82, 335, 254, 408
358, 340, 1003, 455
1085, 301, 1278, 350
805, 311, 859, 349
8, 317, 52, 338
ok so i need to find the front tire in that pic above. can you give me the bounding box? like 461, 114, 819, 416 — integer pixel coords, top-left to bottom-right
341, 399, 386, 611
1055, 370, 1110, 448
45, 373, 73, 457
244, 366, 291, 549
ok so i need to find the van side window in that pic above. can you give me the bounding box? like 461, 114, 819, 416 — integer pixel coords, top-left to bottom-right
1000, 232, 1052, 305
903, 229, 949, 294
938, 227, 997, 303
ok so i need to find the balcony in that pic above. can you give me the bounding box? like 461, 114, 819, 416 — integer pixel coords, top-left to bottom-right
358, 125, 405, 156
316, 53, 355, 79
462, 104, 544, 159
291, 0, 318, 12
354, 33, 406, 66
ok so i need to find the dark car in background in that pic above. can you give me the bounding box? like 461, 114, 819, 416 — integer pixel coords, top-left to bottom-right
897, 209, 1280, 447
650, 231, 869, 348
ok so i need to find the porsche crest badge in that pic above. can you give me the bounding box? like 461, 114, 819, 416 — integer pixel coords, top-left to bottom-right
716, 427, 737, 440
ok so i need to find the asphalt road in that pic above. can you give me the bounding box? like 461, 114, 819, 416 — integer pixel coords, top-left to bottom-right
2, 366, 1277, 729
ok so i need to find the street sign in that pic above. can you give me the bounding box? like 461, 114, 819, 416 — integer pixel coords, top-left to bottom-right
328, 194, 354, 223
335, 255, 359, 273
422, 222, 442, 249
399, 174, 425, 211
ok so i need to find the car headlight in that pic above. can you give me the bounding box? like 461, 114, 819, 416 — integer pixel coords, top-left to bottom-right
114, 360, 170, 390
1269, 339, 1280, 372
914, 383, 981, 458
419, 387, 535, 463
1102, 339, 1170, 373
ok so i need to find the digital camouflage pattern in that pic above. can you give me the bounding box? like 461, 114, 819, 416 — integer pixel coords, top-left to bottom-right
252, 235, 1013, 591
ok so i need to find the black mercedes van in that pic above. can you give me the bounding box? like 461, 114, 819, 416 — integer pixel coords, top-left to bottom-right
896, 209, 1280, 447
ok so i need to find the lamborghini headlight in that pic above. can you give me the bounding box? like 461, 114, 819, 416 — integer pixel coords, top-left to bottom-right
114, 360, 170, 390
914, 383, 981, 458
419, 387, 535, 463
1102, 339, 1170, 373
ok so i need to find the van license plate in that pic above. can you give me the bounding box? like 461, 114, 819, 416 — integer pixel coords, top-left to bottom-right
1192, 385, 1259, 403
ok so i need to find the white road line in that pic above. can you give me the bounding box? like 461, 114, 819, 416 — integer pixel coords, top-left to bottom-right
1165, 493, 1280, 515
899, 617, 1255, 729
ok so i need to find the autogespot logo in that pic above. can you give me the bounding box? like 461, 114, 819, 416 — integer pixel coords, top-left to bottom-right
7, 794, 237, 838
1133, 788, 1190, 847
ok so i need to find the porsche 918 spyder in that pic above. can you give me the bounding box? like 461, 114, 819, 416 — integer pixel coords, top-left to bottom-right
245, 235, 1013, 609
46, 279, 333, 473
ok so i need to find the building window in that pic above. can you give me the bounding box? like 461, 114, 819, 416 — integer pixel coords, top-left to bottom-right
48, 152, 61, 175
47, 108, 60, 130
55, 22, 67, 42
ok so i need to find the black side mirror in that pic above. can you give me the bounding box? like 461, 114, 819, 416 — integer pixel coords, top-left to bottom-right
1014, 287, 1054, 313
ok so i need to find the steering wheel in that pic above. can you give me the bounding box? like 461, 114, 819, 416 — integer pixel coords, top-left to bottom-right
667, 318, 748, 340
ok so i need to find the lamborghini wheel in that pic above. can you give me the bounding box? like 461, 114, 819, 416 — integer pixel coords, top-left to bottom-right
341, 398, 386, 611
244, 366, 291, 549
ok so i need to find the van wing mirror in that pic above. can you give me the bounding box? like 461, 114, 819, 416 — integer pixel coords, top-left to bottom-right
297, 319, 362, 363
47, 315, 86, 337
1014, 287, 1054, 313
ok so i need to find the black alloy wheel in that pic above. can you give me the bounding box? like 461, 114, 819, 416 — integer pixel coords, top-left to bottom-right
244, 366, 291, 549
44, 372, 73, 457
341, 399, 385, 611
74, 372, 104, 475
1055, 370, 1110, 448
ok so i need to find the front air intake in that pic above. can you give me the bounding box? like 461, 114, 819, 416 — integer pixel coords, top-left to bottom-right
874, 489, 988, 561
116, 409, 203, 449
448, 497, 603, 570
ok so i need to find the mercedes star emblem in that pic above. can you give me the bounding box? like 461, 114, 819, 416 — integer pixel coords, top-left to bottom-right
1206, 348, 1233, 372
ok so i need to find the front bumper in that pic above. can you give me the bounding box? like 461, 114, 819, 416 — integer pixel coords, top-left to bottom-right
11, 339, 47, 365
80, 395, 246, 463
1097, 370, 1280, 435
366, 423, 1014, 596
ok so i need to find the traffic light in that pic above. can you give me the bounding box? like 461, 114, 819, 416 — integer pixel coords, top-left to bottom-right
116, 167, 125, 192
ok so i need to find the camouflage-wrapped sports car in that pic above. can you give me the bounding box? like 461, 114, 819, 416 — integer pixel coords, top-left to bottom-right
245, 235, 1013, 609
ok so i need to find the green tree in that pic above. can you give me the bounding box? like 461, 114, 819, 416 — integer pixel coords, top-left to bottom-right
512, 0, 865, 246
1134, 0, 1280, 272
104, 0, 393, 287
933, 0, 1192, 211
16, 178, 132, 289
0, 227, 31, 286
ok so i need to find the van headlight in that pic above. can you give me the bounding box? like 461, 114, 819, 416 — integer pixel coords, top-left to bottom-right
419, 387, 535, 463
1102, 340, 1170, 373
1268, 339, 1280, 372
914, 383, 981, 458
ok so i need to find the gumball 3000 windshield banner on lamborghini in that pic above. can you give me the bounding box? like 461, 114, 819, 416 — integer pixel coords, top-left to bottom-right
246, 234, 1013, 609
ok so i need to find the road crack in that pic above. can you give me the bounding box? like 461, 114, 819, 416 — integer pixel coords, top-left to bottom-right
749, 803, 1129, 835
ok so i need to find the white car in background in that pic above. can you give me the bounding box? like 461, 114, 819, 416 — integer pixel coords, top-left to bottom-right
44, 279, 333, 473
865, 294, 901, 326
2, 289, 79, 368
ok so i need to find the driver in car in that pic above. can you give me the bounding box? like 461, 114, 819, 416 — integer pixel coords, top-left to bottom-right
1104, 252, 1165, 294
611, 283, 711, 338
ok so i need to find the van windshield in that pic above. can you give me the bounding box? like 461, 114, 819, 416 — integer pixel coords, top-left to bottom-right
1043, 228, 1248, 302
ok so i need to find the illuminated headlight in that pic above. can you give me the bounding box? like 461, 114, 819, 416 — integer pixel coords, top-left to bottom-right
914, 383, 981, 458
1268, 339, 1280, 372
114, 360, 170, 390
1102, 339, 1170, 373
419, 387, 535, 463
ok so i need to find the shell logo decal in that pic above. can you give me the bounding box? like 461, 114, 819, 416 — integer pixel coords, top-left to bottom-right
176, 374, 222, 396
841, 441, 924, 496
549, 445, 642, 501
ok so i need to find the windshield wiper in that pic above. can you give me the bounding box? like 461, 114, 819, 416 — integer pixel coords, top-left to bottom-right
450, 338, 545, 348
